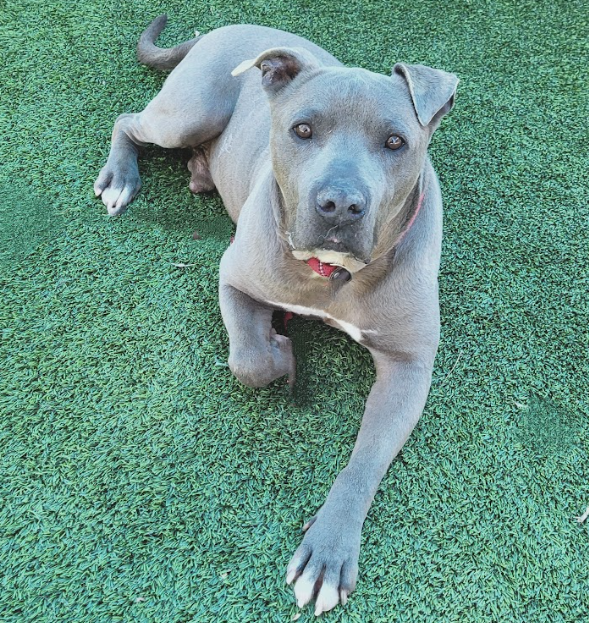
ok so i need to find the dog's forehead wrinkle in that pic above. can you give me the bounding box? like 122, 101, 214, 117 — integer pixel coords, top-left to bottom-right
282, 71, 419, 135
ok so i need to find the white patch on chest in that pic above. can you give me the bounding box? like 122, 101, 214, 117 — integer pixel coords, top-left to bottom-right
267, 301, 370, 343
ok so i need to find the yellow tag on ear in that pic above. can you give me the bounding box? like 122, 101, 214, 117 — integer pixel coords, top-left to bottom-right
231, 58, 257, 76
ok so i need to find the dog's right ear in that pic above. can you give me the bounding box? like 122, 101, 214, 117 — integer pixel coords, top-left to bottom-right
231, 47, 319, 94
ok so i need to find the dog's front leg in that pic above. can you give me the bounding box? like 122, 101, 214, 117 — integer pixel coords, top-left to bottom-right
287, 351, 434, 615
219, 282, 295, 388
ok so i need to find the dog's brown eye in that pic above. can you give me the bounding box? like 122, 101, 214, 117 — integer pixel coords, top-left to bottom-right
294, 123, 312, 139
386, 135, 404, 150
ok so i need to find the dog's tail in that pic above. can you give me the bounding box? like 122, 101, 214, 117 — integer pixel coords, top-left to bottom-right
137, 14, 203, 70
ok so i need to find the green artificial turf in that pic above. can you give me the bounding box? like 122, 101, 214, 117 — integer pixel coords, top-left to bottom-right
1, 0, 588, 620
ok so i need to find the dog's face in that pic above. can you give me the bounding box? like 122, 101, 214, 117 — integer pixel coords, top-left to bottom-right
270, 68, 429, 268
233, 49, 458, 271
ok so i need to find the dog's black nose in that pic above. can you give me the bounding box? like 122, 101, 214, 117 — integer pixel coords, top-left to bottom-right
315, 187, 366, 224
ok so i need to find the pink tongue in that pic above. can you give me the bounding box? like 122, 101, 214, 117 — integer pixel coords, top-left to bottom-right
306, 257, 338, 277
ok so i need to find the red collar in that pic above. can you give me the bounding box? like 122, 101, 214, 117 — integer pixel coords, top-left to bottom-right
306, 191, 425, 278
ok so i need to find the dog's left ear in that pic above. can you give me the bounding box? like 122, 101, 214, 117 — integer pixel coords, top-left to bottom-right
232, 47, 320, 94
393, 63, 459, 129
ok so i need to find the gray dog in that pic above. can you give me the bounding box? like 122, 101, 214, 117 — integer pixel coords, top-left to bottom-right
95, 15, 458, 616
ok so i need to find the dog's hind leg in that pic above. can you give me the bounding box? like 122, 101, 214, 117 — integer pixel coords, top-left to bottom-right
94, 72, 240, 215
94, 20, 242, 215
94, 112, 145, 215
94, 63, 241, 215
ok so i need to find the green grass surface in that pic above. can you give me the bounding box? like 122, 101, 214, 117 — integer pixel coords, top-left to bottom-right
1, 0, 588, 620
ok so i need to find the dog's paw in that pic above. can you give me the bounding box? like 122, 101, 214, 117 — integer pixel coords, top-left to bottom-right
286, 511, 360, 616
229, 331, 295, 388
94, 163, 141, 216
269, 330, 296, 386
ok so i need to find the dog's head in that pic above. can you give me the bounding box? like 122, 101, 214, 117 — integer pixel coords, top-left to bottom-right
233, 48, 458, 272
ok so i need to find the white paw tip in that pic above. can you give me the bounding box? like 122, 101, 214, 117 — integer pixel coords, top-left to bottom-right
294, 576, 315, 607
286, 569, 296, 585
315, 584, 339, 615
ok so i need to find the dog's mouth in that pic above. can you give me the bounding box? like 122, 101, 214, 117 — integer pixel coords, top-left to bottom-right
319, 235, 349, 253
290, 247, 369, 274
286, 230, 371, 273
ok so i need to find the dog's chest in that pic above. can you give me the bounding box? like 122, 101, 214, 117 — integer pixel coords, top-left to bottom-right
265, 300, 374, 343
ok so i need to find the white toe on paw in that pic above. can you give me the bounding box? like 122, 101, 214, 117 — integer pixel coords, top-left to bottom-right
114, 187, 134, 210
101, 187, 122, 208
287, 545, 311, 586
294, 574, 316, 608
286, 568, 297, 585
286, 557, 303, 586
314, 583, 339, 616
